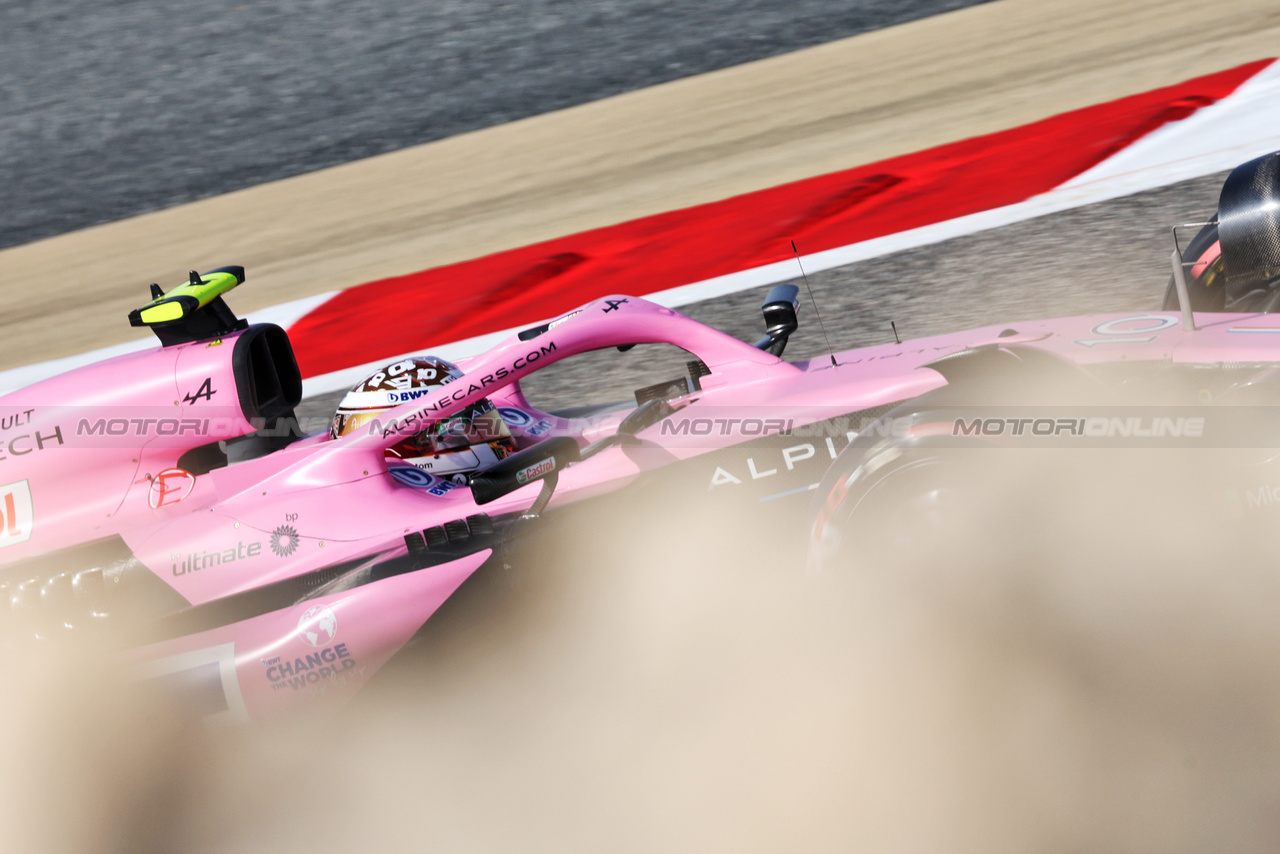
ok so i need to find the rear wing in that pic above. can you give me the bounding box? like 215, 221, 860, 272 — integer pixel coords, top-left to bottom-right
128, 266, 250, 346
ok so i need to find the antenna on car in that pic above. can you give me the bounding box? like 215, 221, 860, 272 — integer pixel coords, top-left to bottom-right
1169, 230, 1197, 332
791, 241, 838, 367
891, 321, 901, 345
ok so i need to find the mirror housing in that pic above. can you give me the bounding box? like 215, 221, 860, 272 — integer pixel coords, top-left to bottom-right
753, 284, 800, 356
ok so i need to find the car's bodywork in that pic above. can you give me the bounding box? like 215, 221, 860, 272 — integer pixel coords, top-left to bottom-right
6, 150, 1280, 722
0, 273, 929, 720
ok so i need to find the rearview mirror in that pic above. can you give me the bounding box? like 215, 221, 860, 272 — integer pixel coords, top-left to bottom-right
753, 284, 800, 356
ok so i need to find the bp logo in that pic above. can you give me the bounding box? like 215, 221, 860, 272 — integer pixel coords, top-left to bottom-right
270, 524, 300, 557
297, 604, 337, 648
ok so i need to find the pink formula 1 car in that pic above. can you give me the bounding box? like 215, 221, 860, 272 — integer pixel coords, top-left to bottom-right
5, 151, 1280, 722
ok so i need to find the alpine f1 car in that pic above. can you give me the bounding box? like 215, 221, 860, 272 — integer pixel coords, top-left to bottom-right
5, 150, 1280, 722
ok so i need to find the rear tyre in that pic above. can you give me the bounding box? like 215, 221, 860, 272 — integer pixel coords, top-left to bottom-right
809, 445, 996, 573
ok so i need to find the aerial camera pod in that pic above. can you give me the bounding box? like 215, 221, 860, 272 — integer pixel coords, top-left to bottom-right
1218, 150, 1280, 301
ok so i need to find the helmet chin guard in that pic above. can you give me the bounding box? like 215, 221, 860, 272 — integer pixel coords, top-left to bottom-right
395, 440, 508, 482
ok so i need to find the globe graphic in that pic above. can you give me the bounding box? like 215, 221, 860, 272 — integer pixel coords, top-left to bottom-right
298, 605, 337, 647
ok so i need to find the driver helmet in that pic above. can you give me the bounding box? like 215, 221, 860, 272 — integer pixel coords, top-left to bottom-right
330, 356, 517, 480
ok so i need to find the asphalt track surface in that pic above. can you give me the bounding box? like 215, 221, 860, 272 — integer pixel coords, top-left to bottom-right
1, 0, 987, 250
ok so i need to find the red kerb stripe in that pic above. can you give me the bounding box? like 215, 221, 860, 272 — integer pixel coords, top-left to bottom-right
289, 59, 1273, 378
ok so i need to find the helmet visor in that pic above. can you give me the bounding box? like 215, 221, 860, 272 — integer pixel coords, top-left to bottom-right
423, 401, 512, 453
330, 409, 382, 440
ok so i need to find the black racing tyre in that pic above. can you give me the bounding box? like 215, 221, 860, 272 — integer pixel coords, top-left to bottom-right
808, 445, 998, 573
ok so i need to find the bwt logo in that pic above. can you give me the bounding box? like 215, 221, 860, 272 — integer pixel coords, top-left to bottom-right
0, 480, 34, 549
387, 389, 432, 404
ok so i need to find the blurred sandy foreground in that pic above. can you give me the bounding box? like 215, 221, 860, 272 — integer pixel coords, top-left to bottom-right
3, 453, 1280, 853
1, 0, 1278, 371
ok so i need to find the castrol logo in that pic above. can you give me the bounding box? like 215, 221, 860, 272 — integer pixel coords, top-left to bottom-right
516, 458, 555, 485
